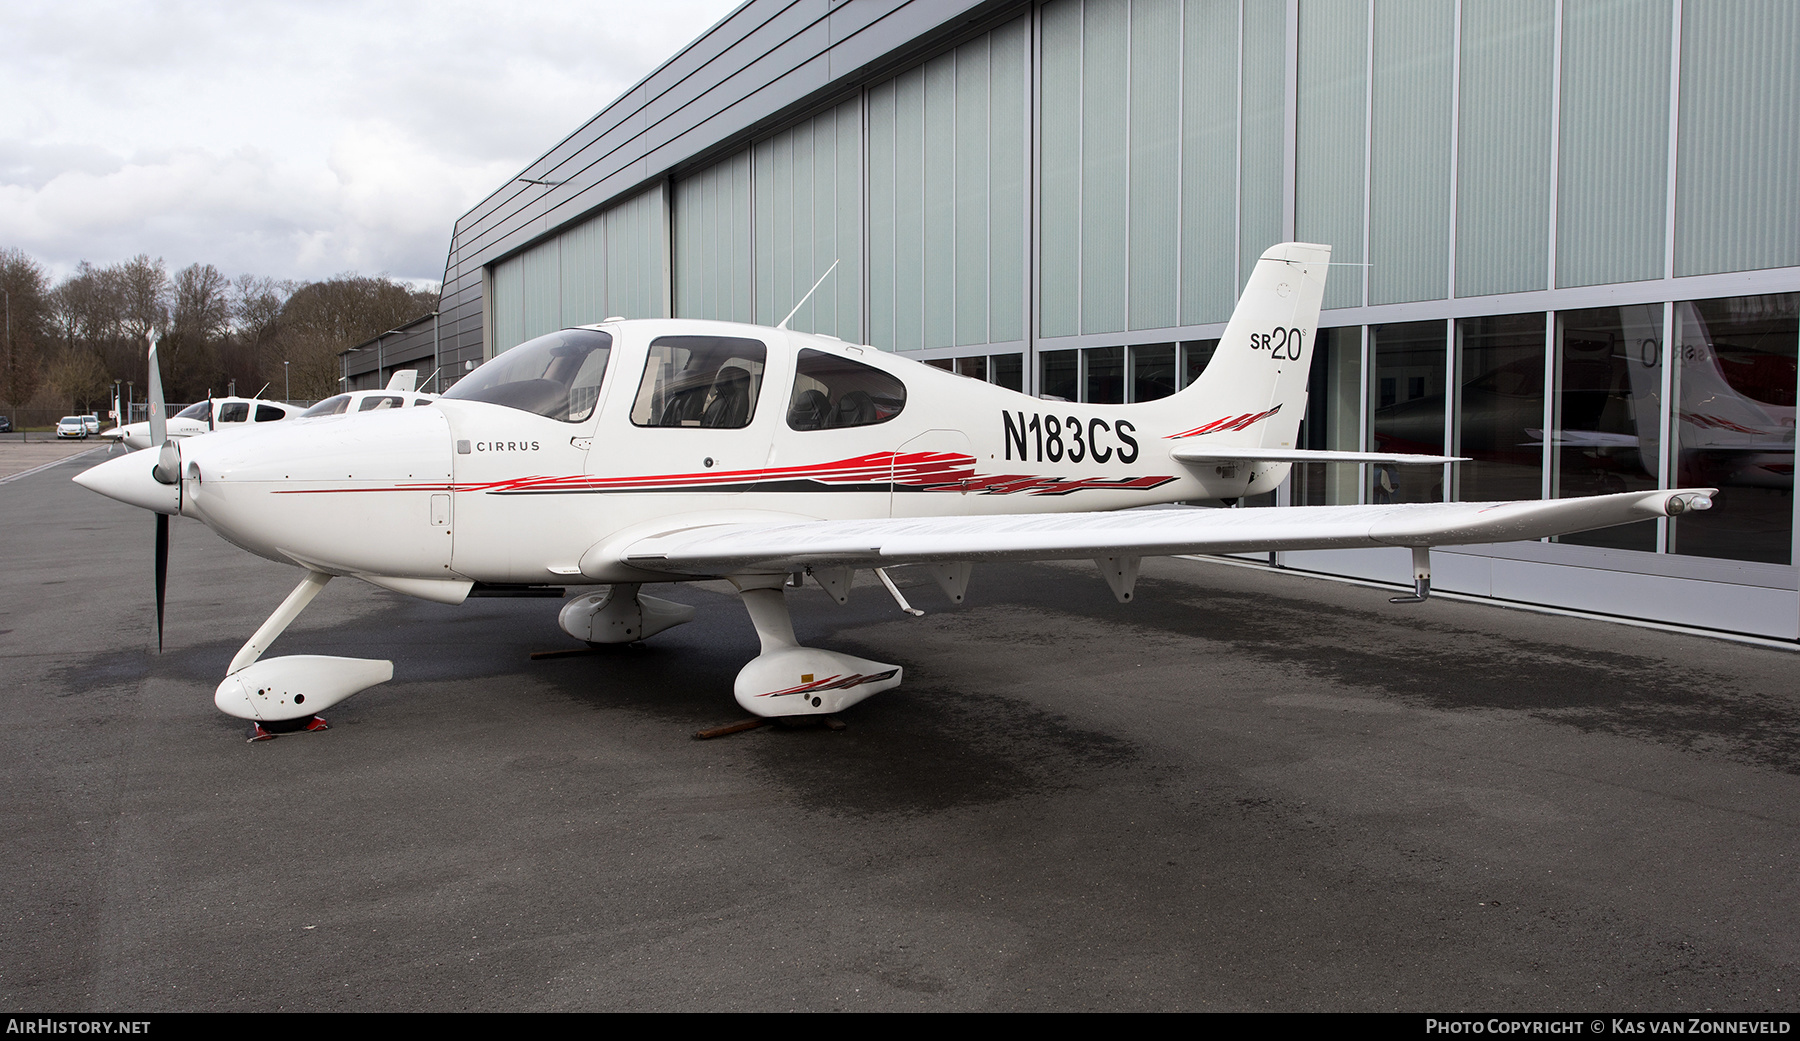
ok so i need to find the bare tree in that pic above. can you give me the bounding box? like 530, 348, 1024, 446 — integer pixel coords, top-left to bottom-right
223, 273, 291, 393
47, 350, 110, 412
275, 274, 438, 399
166, 262, 230, 396
117, 254, 170, 337
0, 247, 50, 407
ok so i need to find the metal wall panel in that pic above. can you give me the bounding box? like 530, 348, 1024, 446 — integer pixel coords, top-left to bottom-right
956, 35, 992, 345
1556, 0, 1670, 288
607, 184, 667, 321
1368, 0, 1452, 304
1180, 0, 1241, 326
560, 212, 607, 327
988, 18, 1028, 344
488, 183, 667, 354
1674, 0, 1800, 276
924, 54, 957, 347
752, 100, 862, 338
490, 254, 524, 354
1128, 0, 1181, 331
1238, 0, 1287, 293
1296, 0, 1368, 311
1039, 0, 1083, 338
868, 16, 1028, 350
1455, 0, 1553, 297
674, 150, 754, 322
1080, 0, 1129, 334
521, 237, 562, 342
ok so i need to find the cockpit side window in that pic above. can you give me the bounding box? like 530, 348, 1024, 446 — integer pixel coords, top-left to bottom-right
443, 328, 613, 422
787, 349, 907, 431
358, 395, 404, 412
301, 395, 351, 417
631, 336, 767, 429
217, 402, 249, 423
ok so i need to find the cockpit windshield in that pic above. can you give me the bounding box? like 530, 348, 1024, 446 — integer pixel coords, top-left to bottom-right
443, 328, 613, 422
175, 400, 212, 422
301, 395, 352, 417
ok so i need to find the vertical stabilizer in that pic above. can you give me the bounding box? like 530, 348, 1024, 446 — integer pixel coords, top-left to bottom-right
1160, 242, 1331, 454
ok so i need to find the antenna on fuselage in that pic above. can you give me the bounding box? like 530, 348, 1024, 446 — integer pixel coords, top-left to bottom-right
776, 259, 840, 331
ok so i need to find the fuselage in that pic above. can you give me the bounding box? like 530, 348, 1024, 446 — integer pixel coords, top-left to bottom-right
83, 316, 1316, 588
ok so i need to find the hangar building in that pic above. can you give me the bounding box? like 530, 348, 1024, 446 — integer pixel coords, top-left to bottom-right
344, 0, 1799, 641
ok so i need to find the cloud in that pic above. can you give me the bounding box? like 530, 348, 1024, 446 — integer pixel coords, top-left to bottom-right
0, 0, 743, 284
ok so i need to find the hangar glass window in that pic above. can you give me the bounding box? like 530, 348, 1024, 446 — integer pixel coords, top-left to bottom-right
1669, 292, 1797, 565
631, 336, 766, 429
444, 328, 613, 423
301, 395, 352, 417
175, 400, 211, 422
787, 349, 907, 430
217, 402, 249, 423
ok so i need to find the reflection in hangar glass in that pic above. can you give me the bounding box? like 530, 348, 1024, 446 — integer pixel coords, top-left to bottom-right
444, 328, 613, 422
1552, 306, 1662, 552
302, 395, 352, 417
632, 336, 766, 429
787, 349, 908, 430
1670, 293, 1796, 565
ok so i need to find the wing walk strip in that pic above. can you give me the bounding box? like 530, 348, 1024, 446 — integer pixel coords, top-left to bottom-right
616, 489, 1716, 577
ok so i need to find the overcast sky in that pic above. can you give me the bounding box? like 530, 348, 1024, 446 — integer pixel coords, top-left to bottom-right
0, 0, 744, 288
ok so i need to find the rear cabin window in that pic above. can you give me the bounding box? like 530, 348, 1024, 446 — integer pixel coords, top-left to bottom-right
631, 336, 767, 429
787, 349, 907, 430
254, 404, 286, 422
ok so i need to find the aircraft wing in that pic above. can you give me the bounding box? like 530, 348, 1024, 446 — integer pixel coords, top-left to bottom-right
615, 488, 1715, 577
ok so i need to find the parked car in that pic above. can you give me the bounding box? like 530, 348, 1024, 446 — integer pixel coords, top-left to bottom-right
81, 414, 100, 435
56, 416, 88, 439
0, 416, 12, 433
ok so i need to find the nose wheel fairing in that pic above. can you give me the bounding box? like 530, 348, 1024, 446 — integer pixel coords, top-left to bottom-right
212, 572, 394, 723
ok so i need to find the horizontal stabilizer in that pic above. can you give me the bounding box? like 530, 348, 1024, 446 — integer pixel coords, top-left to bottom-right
1172, 447, 1468, 466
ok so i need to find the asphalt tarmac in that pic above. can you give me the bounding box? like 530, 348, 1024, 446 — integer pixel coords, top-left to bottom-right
4, 449, 1797, 1012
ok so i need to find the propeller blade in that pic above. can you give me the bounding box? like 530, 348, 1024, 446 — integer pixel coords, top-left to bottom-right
154, 513, 168, 652
146, 330, 167, 450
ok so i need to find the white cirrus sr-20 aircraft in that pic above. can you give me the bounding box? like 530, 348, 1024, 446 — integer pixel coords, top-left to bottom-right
104, 372, 434, 450
104, 395, 305, 450
75, 243, 1716, 738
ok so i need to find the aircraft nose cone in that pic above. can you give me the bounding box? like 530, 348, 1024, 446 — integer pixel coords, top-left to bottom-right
73, 448, 181, 515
